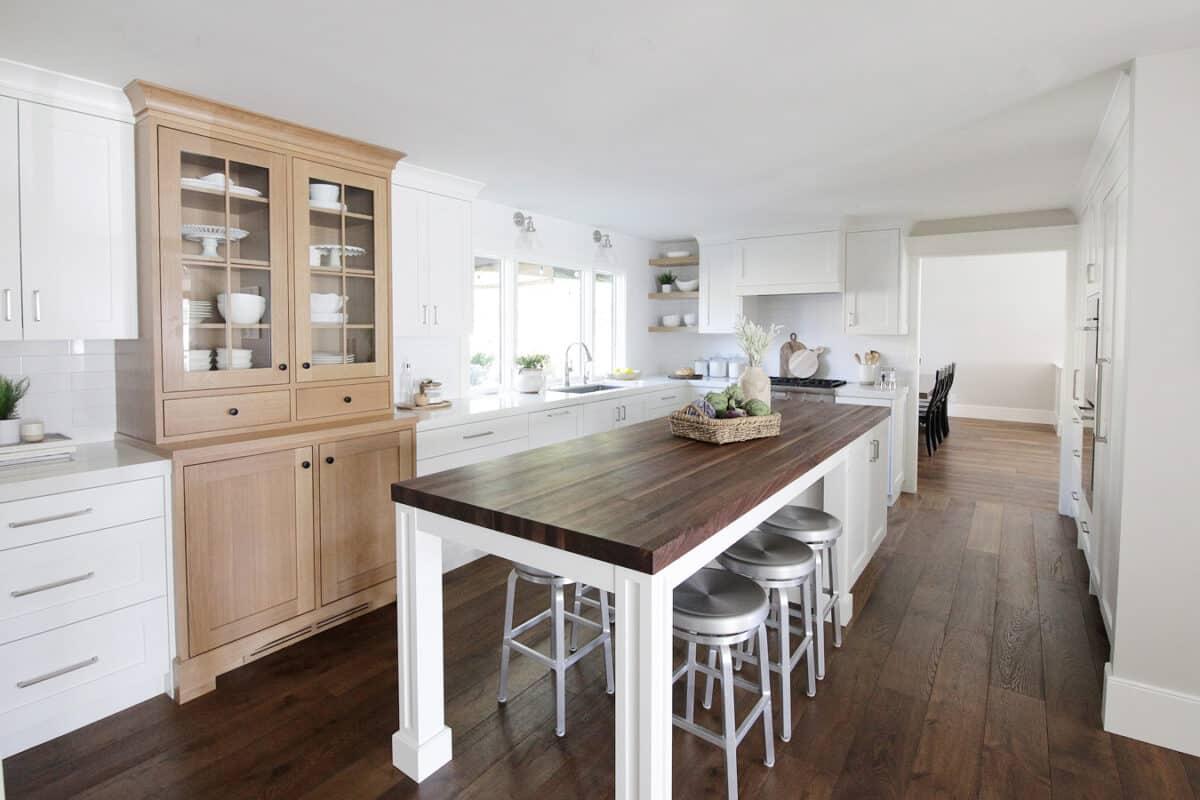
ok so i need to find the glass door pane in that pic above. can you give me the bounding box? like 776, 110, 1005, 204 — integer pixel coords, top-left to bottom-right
294, 160, 388, 382
469, 257, 502, 392
161, 129, 288, 391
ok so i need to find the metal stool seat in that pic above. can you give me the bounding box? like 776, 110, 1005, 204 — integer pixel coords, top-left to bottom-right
497, 563, 612, 737
717, 530, 818, 741
671, 568, 774, 800
761, 505, 845, 679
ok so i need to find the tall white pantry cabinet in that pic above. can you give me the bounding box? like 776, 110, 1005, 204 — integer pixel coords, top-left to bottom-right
0, 61, 136, 342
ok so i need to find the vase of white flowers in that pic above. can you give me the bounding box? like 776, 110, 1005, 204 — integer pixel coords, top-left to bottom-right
733, 315, 783, 410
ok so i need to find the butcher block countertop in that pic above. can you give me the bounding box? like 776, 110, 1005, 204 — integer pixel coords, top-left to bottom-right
392, 399, 890, 573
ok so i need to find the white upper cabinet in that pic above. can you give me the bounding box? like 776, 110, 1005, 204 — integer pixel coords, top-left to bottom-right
733, 230, 842, 295
16, 102, 136, 340
391, 164, 482, 338
0, 60, 136, 342
843, 228, 907, 335
0, 97, 20, 341
698, 241, 740, 333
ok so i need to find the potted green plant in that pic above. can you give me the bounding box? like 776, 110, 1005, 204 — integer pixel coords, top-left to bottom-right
469, 351, 495, 387
514, 354, 549, 393
0, 375, 30, 445
656, 270, 676, 293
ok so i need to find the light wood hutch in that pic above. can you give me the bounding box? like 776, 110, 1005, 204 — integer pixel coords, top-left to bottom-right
116, 82, 415, 702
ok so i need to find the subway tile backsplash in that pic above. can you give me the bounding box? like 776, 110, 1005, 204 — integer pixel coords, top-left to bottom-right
0, 340, 118, 443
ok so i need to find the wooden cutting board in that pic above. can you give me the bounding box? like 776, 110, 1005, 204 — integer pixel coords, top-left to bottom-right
779, 333, 806, 378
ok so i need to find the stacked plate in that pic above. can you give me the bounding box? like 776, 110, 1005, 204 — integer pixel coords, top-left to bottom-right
216, 348, 253, 370
312, 351, 356, 365
185, 299, 215, 324
185, 349, 214, 372
311, 312, 347, 324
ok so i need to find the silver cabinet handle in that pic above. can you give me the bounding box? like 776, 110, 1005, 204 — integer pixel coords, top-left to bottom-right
421, 304, 428, 325
1094, 359, 1108, 444
1071, 491, 1080, 501
869, 439, 880, 462
660, 395, 676, 401
1080, 521, 1090, 534
17, 656, 98, 689
433, 305, 439, 325
1071, 369, 1080, 402
546, 410, 571, 418
462, 430, 494, 440
8, 507, 94, 529
3, 288, 11, 321
33, 289, 42, 322
11, 571, 95, 598
1073, 449, 1081, 458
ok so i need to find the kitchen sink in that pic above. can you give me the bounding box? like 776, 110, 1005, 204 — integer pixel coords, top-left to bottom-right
551, 384, 616, 394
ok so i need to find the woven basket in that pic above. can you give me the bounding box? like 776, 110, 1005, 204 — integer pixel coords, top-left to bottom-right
669, 409, 782, 445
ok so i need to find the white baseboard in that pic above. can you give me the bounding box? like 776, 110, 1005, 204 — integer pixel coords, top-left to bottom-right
1104, 664, 1200, 757
949, 403, 1057, 425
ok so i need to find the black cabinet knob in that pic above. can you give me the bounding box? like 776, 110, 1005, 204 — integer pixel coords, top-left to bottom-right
301, 461, 311, 469
228, 408, 239, 416
302, 362, 311, 369
278, 363, 288, 371
343, 396, 352, 403
325, 456, 335, 464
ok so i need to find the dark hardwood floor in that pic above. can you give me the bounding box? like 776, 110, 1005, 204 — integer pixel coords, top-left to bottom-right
6, 418, 1200, 798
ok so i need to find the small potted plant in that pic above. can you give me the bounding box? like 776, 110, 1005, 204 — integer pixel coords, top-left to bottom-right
514, 354, 549, 393
0, 375, 30, 445
656, 270, 676, 293
469, 351, 495, 387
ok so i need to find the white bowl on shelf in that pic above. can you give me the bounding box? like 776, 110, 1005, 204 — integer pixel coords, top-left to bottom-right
675, 279, 699, 292
683, 312, 697, 326
661, 314, 681, 327
310, 293, 347, 313
310, 183, 339, 204
665, 250, 691, 258
217, 292, 267, 325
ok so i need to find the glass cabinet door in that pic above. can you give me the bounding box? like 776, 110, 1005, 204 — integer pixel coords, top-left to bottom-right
158, 129, 290, 391
292, 159, 389, 382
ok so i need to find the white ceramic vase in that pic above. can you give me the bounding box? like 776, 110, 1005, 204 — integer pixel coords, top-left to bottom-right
515, 368, 545, 393
857, 363, 879, 385
739, 366, 771, 410
0, 418, 20, 445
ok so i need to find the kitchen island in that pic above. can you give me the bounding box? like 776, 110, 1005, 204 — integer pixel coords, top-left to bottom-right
390, 398, 890, 798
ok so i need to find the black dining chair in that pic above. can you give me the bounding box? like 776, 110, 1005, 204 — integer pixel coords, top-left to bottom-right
919, 368, 946, 457
938, 363, 956, 441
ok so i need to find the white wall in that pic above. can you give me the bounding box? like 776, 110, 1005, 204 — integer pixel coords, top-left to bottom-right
919, 252, 1066, 423
0, 339, 117, 443
1102, 48, 1200, 757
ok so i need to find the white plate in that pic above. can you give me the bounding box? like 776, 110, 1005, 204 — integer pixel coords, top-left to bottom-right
182, 177, 263, 198
311, 313, 347, 323
308, 244, 367, 267
309, 200, 346, 212
665, 250, 691, 258
788, 350, 819, 379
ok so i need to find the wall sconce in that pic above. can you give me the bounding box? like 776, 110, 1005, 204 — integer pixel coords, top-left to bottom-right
513, 211, 536, 233
592, 229, 612, 248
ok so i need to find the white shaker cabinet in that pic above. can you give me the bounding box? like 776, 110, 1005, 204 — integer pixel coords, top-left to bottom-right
581, 396, 645, 435
528, 406, 582, 448
391, 164, 482, 337
0, 96, 19, 341
698, 241, 740, 333
844, 228, 907, 336
0, 92, 136, 341
734, 230, 842, 295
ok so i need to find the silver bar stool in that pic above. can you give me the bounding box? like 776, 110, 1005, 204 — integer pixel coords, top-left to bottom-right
761, 506, 844, 679
715, 529, 817, 741
569, 583, 614, 653
497, 563, 614, 737
672, 567, 774, 800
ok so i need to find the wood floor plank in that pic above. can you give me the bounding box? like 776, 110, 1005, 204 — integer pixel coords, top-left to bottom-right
990, 601, 1044, 700
978, 687, 1052, 800
947, 550, 998, 635
831, 686, 928, 800
1110, 733, 1197, 799
996, 505, 1039, 609
966, 500, 1004, 554
905, 628, 991, 799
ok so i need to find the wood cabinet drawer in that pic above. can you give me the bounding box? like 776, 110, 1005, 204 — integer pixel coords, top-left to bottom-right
0, 477, 163, 551
296, 382, 389, 420
164, 390, 290, 436
417, 414, 530, 460
0, 598, 168, 757
0, 518, 166, 645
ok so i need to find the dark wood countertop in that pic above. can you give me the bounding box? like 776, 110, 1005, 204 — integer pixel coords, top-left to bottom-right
392, 399, 890, 574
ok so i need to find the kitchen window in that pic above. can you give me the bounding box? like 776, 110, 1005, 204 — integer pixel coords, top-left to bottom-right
467, 258, 622, 393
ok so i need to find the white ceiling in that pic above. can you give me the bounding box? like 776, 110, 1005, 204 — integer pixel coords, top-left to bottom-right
2, 1, 1199, 240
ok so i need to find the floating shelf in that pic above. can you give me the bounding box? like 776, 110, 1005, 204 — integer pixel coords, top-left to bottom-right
648, 325, 698, 333
649, 256, 699, 267
648, 291, 699, 300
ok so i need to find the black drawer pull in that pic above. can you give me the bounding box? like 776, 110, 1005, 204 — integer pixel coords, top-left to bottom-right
302, 461, 311, 469
302, 362, 311, 369
278, 363, 288, 371
343, 396, 352, 403
326, 456, 335, 464
228, 408, 239, 416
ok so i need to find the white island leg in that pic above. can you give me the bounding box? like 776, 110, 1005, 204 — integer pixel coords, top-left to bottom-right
613, 566, 673, 799
392, 506, 453, 781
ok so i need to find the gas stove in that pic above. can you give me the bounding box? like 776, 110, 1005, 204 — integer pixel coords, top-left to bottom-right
770, 376, 847, 403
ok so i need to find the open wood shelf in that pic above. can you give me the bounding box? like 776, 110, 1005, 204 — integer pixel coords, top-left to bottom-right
648, 325, 699, 333
649, 256, 699, 267
311, 323, 375, 329
182, 184, 270, 204
308, 204, 373, 221
648, 291, 699, 300
182, 256, 272, 270
187, 323, 270, 329
309, 267, 376, 278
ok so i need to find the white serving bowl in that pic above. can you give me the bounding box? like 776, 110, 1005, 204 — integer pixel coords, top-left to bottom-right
310, 293, 347, 313
217, 292, 267, 325
661, 314, 681, 327
309, 182, 339, 203
665, 249, 691, 258
675, 278, 699, 292
683, 312, 698, 326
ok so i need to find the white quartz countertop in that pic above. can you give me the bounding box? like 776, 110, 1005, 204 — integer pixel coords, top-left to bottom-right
0, 440, 170, 502
409, 376, 734, 432
833, 381, 910, 401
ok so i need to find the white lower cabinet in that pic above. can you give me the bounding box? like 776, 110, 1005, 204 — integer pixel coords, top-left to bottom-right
643, 386, 697, 419
0, 448, 171, 759
581, 396, 645, 435
841, 419, 890, 592
529, 407, 582, 448
835, 388, 908, 506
